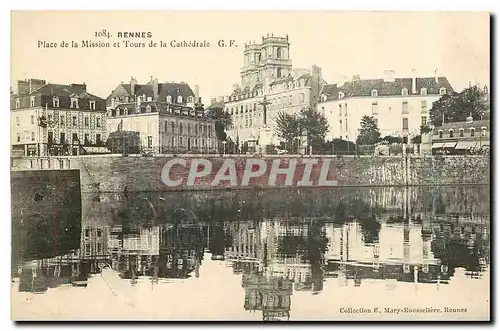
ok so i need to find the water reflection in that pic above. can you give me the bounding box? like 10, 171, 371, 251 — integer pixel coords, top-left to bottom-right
12, 186, 490, 320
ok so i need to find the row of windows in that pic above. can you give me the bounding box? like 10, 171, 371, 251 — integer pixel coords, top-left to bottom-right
371, 100, 428, 115
437, 128, 488, 138
16, 131, 102, 144
162, 121, 213, 137
146, 136, 211, 149
15, 96, 97, 110
334, 87, 446, 100
229, 81, 307, 102
16, 114, 102, 128
338, 117, 414, 133
227, 93, 306, 115
110, 95, 194, 105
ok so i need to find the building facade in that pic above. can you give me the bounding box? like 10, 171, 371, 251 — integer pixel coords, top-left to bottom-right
10, 79, 107, 156
318, 70, 454, 142
223, 35, 325, 147
106, 77, 217, 154
430, 117, 490, 155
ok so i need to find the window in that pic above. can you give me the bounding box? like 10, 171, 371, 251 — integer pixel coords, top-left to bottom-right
31, 132, 35, 141
97, 243, 102, 254
439, 87, 447, 95
208, 126, 212, 138
420, 88, 427, 96
164, 121, 169, 132
70, 97, 79, 109
172, 137, 175, 145
187, 96, 194, 103
470, 128, 475, 137
96, 134, 101, 144
147, 97, 152, 102
402, 118, 409, 131
371, 89, 378, 97
148, 136, 152, 148
84, 117, 89, 127
30, 96, 35, 107
344, 104, 348, 116
60, 132, 66, 144
188, 123, 191, 135
16, 133, 20, 142
372, 102, 378, 115
421, 116, 427, 126
421, 100, 427, 112
459, 129, 464, 137
72, 116, 77, 126
72, 133, 78, 142
402, 88, 408, 96
15, 98, 20, 109
345, 118, 348, 131
179, 123, 183, 135
96, 118, 101, 128
179, 137, 183, 145
449, 129, 454, 138
146, 105, 151, 113
172, 122, 175, 133
16, 117, 20, 126
338, 104, 342, 116
30, 115, 34, 124
60, 115, 65, 126
438, 130, 443, 138
177, 96, 183, 103
481, 127, 487, 136
300, 93, 305, 103
84, 133, 90, 145
166, 95, 172, 103
339, 92, 344, 99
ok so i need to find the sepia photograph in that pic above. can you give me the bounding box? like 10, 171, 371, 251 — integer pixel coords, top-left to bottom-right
9, 10, 491, 321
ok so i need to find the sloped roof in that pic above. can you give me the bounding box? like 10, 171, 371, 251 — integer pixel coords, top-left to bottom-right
435, 119, 490, 130
25, 84, 103, 100
320, 77, 454, 100
115, 82, 195, 99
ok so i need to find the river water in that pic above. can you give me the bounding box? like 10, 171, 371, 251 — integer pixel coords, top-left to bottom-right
11, 186, 490, 321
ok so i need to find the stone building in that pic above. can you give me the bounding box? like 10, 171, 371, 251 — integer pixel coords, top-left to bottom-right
430, 116, 490, 155
106, 77, 217, 154
10, 78, 107, 156
223, 35, 326, 148
318, 70, 454, 143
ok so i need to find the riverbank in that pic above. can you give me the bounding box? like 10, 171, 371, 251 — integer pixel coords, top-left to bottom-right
11, 154, 490, 193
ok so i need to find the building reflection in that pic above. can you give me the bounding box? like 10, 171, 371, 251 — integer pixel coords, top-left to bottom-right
15, 184, 490, 322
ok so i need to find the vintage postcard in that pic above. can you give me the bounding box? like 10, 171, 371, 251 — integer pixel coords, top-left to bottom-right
10, 11, 490, 321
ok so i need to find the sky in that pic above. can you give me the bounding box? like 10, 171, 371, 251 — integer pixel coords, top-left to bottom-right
11, 11, 490, 104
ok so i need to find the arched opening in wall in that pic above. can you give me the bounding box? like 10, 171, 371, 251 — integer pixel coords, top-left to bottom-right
276, 47, 282, 59
277, 68, 282, 78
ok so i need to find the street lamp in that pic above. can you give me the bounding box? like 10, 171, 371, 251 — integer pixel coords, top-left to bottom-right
222, 140, 227, 155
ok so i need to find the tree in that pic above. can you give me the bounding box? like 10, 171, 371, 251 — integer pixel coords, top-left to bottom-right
356, 116, 381, 145
429, 85, 489, 126
380, 135, 403, 144
298, 107, 330, 148
275, 111, 301, 150
275, 107, 330, 152
205, 106, 233, 153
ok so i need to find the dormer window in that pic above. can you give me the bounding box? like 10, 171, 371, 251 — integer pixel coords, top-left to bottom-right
438, 130, 443, 138
30, 96, 36, 107
123, 107, 128, 115
136, 106, 141, 114
481, 127, 487, 136
321, 94, 328, 102
15, 98, 20, 109
147, 97, 152, 102
402, 88, 408, 96
89, 100, 96, 110
371, 89, 378, 97
439, 87, 447, 95
459, 129, 464, 137
53, 97, 60, 108
470, 128, 475, 137
187, 96, 194, 103
449, 129, 454, 138
177, 96, 183, 103
146, 105, 151, 113
339, 92, 345, 99
70, 96, 79, 109
420, 88, 427, 96
166, 95, 172, 103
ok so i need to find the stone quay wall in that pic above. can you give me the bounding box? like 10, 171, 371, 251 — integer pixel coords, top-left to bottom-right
11, 154, 490, 193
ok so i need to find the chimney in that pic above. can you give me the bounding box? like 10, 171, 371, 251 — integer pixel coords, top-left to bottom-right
194, 85, 199, 101
210, 97, 216, 105
434, 69, 439, 83
383, 70, 395, 83
152, 78, 159, 99
412, 69, 417, 94
130, 77, 137, 95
